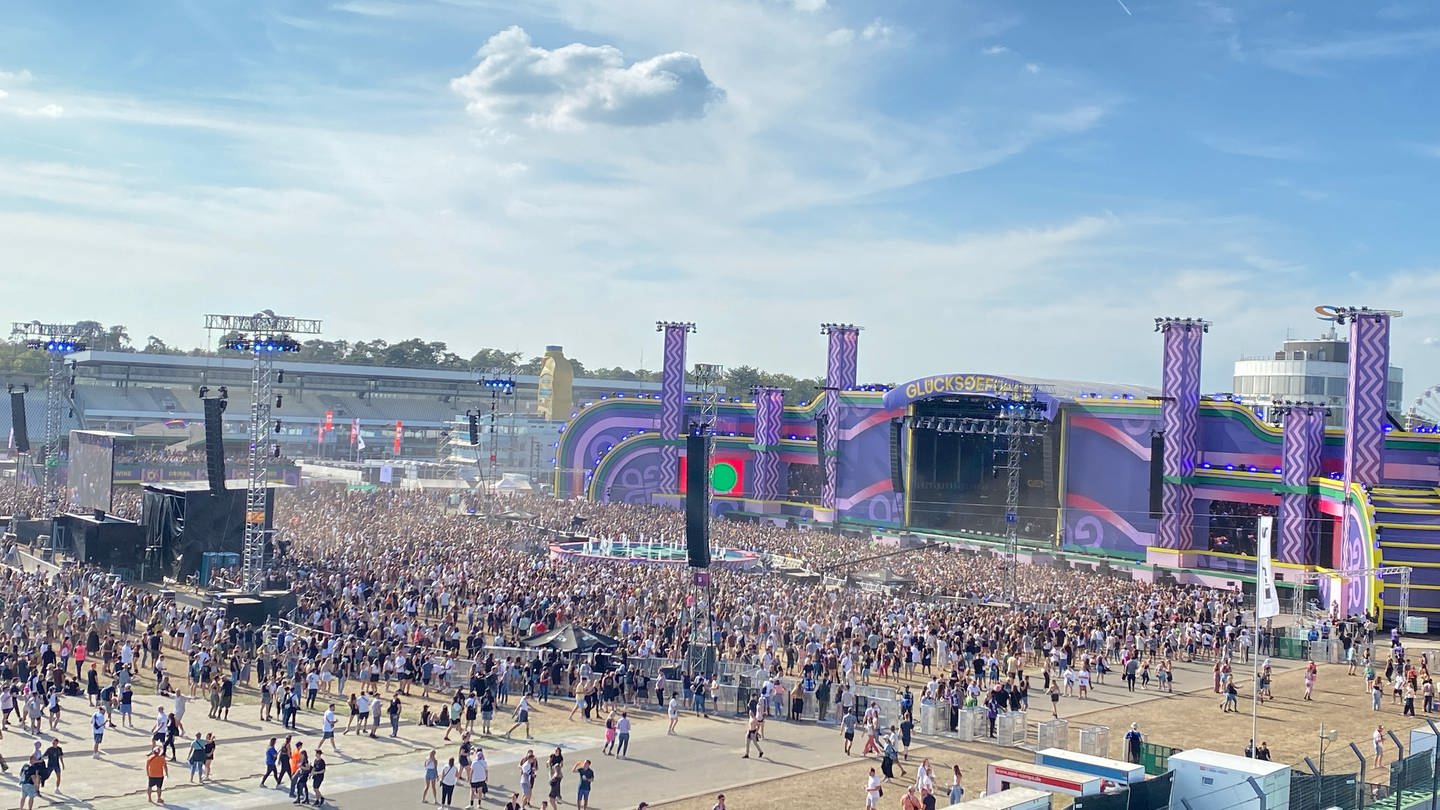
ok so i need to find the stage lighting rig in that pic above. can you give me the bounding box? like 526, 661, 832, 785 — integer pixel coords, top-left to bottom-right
205, 311, 322, 592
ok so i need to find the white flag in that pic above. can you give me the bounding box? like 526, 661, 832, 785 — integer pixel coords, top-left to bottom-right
355, 419, 366, 450
1256, 515, 1280, 619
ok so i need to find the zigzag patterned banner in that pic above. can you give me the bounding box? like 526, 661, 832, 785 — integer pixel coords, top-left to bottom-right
1344, 313, 1390, 486
658, 325, 689, 496
827, 328, 859, 390
752, 387, 785, 500
1279, 406, 1324, 563
822, 326, 860, 510
1158, 322, 1204, 549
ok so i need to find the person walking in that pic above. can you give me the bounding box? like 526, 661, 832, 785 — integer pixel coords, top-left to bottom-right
948, 765, 964, 805
667, 693, 679, 735
43, 739, 65, 793
1373, 725, 1386, 767
469, 749, 490, 807
318, 704, 339, 754
261, 738, 282, 788
91, 706, 108, 757
615, 712, 631, 759
743, 712, 765, 759
841, 708, 857, 755
311, 752, 327, 806
188, 732, 208, 783
506, 695, 533, 740
145, 746, 169, 804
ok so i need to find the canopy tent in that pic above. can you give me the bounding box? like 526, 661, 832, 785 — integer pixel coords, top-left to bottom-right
520, 623, 620, 654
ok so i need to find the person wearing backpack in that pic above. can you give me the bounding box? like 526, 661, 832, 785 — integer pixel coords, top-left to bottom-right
18, 756, 41, 810
188, 731, 207, 783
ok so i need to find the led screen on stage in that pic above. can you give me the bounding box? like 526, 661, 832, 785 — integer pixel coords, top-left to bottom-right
69, 431, 116, 514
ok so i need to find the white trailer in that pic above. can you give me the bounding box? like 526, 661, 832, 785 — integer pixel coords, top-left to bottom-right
1168, 748, 1290, 810
942, 787, 1052, 810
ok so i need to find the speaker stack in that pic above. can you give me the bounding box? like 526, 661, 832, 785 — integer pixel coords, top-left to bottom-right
9, 390, 29, 454
685, 430, 711, 568
203, 398, 227, 495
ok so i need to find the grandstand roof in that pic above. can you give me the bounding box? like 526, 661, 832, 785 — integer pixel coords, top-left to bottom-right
67, 350, 686, 392
1007, 375, 1160, 402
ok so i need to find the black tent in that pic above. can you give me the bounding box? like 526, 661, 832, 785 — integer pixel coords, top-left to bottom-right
520, 623, 620, 654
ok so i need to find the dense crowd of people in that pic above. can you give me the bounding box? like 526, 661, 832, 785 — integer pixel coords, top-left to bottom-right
0, 483, 1398, 808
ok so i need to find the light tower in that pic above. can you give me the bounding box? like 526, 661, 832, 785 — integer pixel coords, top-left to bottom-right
204, 311, 322, 593
10, 321, 86, 517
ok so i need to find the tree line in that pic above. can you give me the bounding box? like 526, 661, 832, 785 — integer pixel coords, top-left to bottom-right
2, 322, 826, 404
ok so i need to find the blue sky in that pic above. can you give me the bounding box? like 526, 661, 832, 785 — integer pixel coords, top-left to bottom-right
2, 0, 1439, 398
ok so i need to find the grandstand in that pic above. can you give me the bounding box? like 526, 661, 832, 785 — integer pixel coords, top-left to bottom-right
63, 350, 699, 462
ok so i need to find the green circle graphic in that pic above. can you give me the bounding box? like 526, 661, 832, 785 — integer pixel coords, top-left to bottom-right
710, 462, 738, 493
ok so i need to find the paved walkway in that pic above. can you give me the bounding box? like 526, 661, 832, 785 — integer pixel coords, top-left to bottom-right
0, 650, 1288, 809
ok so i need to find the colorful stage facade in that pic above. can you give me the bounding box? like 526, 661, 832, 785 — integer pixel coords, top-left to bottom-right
553, 313, 1440, 624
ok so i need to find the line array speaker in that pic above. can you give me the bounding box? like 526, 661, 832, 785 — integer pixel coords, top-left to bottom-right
685, 431, 711, 568
9, 391, 29, 454
1148, 431, 1165, 520
204, 398, 227, 495
888, 419, 905, 494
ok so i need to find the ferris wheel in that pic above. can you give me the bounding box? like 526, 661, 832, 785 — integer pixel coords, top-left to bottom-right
1406, 384, 1440, 431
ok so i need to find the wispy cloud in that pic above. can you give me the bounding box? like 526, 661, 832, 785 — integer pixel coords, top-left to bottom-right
0, 69, 33, 83
1262, 28, 1440, 73
12, 103, 63, 118
330, 0, 406, 16
1196, 133, 1316, 161
1024, 62, 1041, 74
982, 45, 1009, 55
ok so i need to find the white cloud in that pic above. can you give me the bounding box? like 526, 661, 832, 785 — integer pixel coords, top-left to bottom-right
1196, 133, 1315, 161
0, 69, 33, 83
825, 28, 855, 46
1262, 29, 1440, 74
1024, 62, 1041, 74
15, 103, 63, 118
791, 0, 827, 11
860, 19, 894, 43
982, 45, 1010, 55
1423, 337, 1440, 347
0, 90, 7, 101
330, 1, 405, 16
450, 26, 725, 128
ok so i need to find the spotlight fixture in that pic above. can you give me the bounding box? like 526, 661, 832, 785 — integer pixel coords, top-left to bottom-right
198, 386, 209, 399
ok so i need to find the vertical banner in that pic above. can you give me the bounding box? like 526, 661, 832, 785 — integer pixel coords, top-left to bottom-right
393, 420, 403, 456
1256, 515, 1280, 619
350, 417, 359, 447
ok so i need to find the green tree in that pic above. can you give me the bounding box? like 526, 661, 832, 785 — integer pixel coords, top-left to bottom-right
469, 348, 523, 372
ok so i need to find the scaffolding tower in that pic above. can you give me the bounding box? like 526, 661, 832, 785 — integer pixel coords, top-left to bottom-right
205, 312, 321, 593
10, 321, 85, 518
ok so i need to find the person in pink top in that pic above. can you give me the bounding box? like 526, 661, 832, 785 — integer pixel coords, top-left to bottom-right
74, 643, 87, 679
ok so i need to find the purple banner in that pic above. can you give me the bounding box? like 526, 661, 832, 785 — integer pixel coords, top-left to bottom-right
1344, 313, 1391, 486
1159, 320, 1205, 550
1278, 406, 1324, 564
658, 323, 690, 496
751, 387, 785, 501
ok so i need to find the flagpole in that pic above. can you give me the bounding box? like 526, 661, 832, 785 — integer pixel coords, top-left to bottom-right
1251, 515, 1277, 756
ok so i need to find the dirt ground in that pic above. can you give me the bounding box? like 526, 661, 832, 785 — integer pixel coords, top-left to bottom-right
656, 660, 1431, 810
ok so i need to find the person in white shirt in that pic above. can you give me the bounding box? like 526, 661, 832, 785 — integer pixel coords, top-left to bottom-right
667, 693, 679, 735
468, 750, 490, 807
865, 768, 882, 809
319, 704, 339, 753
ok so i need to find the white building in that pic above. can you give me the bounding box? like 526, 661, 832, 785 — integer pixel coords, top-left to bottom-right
1232, 329, 1403, 426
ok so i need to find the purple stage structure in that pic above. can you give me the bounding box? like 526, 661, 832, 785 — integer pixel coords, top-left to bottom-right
656, 322, 693, 498
1157, 318, 1206, 550
556, 309, 1435, 624
1278, 404, 1326, 565
821, 324, 861, 514
1343, 311, 1392, 486
750, 387, 786, 502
